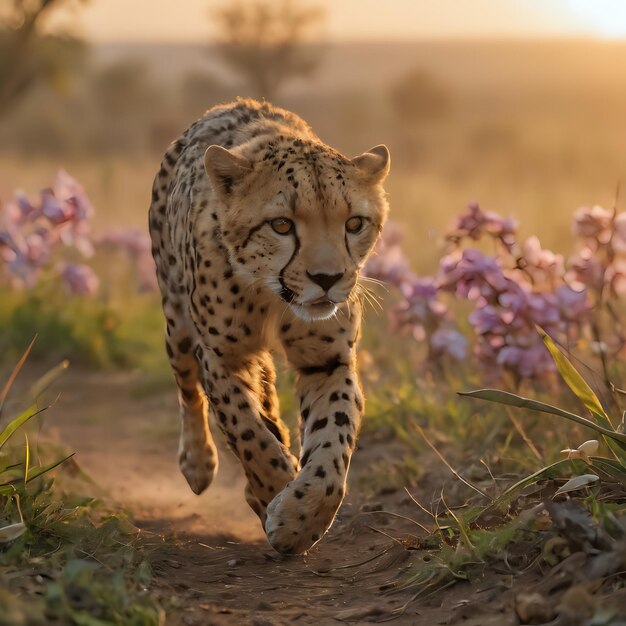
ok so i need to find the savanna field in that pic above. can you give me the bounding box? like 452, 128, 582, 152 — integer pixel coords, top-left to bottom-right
1, 27, 626, 626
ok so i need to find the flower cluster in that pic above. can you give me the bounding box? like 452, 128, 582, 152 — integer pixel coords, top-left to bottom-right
569, 206, 626, 299
0, 172, 157, 296
364, 225, 468, 362
363, 201, 617, 381
0, 171, 99, 294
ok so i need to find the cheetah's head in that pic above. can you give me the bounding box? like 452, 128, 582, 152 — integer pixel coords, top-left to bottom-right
204, 138, 390, 322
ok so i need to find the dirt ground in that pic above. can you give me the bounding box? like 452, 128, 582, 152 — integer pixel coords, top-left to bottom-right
35, 369, 531, 625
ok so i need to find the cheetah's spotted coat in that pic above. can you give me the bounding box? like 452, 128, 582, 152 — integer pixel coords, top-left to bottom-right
149, 99, 390, 554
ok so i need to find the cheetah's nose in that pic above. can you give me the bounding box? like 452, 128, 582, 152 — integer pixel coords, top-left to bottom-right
306, 271, 344, 292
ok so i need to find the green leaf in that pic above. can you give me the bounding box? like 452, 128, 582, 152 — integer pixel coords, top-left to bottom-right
0, 404, 39, 450
589, 456, 626, 481
458, 389, 626, 443
537, 330, 626, 463
0, 484, 15, 497
538, 328, 610, 421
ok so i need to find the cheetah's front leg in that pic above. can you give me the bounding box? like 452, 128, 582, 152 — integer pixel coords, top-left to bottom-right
197, 350, 299, 521
265, 305, 364, 554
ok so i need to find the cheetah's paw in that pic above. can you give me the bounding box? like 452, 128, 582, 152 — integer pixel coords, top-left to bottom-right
264, 481, 343, 554
178, 441, 218, 495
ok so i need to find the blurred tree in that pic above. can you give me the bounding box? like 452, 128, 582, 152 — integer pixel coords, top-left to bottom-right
90, 60, 160, 152
212, 0, 324, 101
389, 68, 451, 127
179, 70, 233, 119
0, 0, 87, 116
91, 60, 157, 118
389, 68, 452, 165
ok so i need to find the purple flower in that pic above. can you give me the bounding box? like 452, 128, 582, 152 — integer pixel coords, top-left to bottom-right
41, 188, 74, 225
468, 303, 508, 335
438, 249, 509, 300
555, 285, 589, 322
449, 203, 517, 250
430, 328, 467, 360
58, 263, 100, 295
496, 344, 553, 378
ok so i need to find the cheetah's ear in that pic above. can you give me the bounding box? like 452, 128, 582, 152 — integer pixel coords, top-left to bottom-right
350, 145, 390, 184
204, 145, 251, 198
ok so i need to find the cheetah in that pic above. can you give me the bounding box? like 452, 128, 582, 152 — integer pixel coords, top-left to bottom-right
149, 99, 390, 554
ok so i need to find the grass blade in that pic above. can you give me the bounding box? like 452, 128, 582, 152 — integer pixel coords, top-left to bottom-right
24, 432, 30, 484
0, 336, 36, 418
458, 389, 626, 443
26, 453, 74, 483
0, 453, 75, 486
28, 359, 69, 401
494, 458, 584, 508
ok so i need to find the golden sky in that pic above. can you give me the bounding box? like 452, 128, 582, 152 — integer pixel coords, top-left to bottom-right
50, 0, 626, 43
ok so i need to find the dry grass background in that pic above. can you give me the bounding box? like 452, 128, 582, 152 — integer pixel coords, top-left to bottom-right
3, 39, 626, 272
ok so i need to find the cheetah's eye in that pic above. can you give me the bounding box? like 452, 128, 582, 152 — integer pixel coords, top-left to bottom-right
270, 218, 294, 235
270, 217, 293, 235
345, 216, 364, 234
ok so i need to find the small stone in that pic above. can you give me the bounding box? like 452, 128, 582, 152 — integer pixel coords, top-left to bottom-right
227, 559, 238, 567
515, 592, 555, 624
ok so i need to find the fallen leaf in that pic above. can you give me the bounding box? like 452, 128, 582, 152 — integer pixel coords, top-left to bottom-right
554, 474, 599, 497
0, 522, 26, 543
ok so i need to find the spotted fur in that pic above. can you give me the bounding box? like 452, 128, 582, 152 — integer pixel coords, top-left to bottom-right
149, 99, 390, 554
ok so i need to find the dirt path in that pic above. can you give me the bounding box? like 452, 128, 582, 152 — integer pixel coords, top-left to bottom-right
35, 370, 518, 625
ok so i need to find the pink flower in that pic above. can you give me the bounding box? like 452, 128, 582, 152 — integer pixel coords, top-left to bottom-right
605, 258, 626, 297
612, 212, 626, 253
521, 236, 564, 285
566, 246, 604, 292
572, 205, 613, 245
